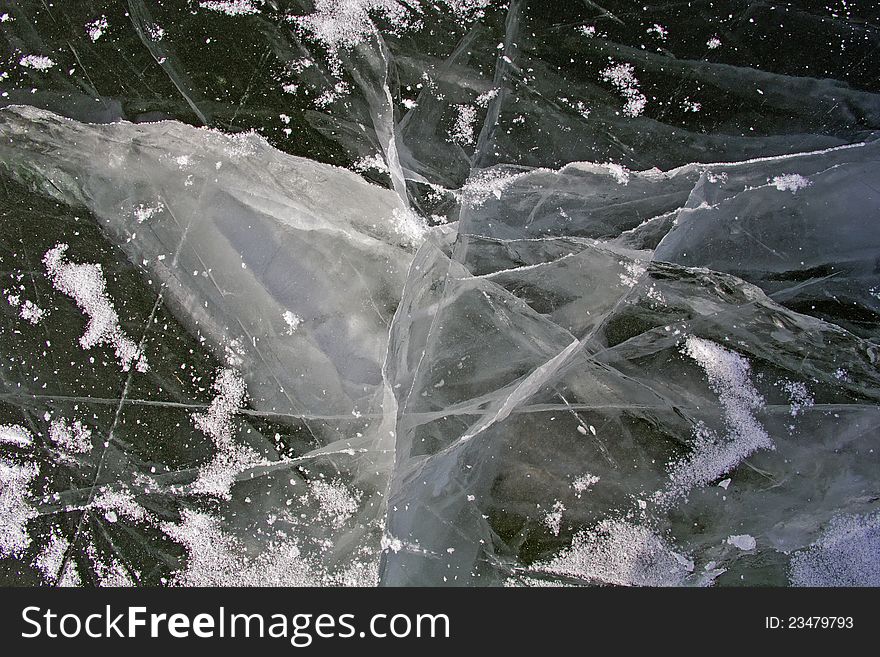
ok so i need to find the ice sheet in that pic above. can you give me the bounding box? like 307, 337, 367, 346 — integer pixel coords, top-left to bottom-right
1, 0, 878, 588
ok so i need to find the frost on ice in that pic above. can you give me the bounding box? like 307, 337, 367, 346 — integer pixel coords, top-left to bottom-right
44, 244, 149, 373
654, 337, 773, 507
771, 174, 812, 193
18, 55, 55, 71
451, 104, 477, 147
199, 1, 262, 16
790, 512, 880, 586
532, 519, 696, 587
5, 291, 45, 325
162, 509, 320, 586
543, 501, 566, 536
293, 0, 491, 61
133, 201, 164, 223
0, 425, 32, 447
191, 367, 259, 498
600, 62, 646, 118
282, 310, 302, 334
34, 529, 74, 585
0, 0, 877, 589
85, 16, 109, 42
727, 534, 757, 551
0, 458, 38, 558
780, 380, 814, 418
48, 418, 93, 454
307, 479, 361, 529
572, 474, 599, 497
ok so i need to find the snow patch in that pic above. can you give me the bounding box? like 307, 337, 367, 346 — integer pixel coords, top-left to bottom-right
0, 425, 32, 447
790, 511, 880, 586
533, 519, 695, 586
654, 337, 772, 506
727, 534, 757, 551
86, 16, 109, 42
282, 310, 302, 335
451, 104, 477, 147
199, 1, 261, 16
543, 501, 565, 536
191, 368, 259, 499
600, 61, 646, 118
0, 458, 38, 557
771, 174, 812, 193
44, 244, 149, 373
19, 55, 55, 71
49, 418, 93, 454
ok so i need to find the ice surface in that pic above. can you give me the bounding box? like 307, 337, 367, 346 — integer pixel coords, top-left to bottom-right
0, 1, 878, 587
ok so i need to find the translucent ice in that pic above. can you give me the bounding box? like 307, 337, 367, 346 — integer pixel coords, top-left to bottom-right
0, 1, 878, 588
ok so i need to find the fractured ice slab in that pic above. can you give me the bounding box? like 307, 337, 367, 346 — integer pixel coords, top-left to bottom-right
654, 141, 880, 337
379, 230, 880, 583
376, 137, 880, 585
0, 103, 878, 587
0, 105, 421, 425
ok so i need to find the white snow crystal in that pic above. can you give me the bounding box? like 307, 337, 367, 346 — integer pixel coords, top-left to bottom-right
282, 310, 302, 334
191, 368, 260, 498
0, 458, 38, 557
572, 473, 599, 497
534, 519, 695, 586
780, 380, 814, 417
352, 153, 389, 174
146, 23, 165, 41
5, 291, 46, 325
606, 162, 630, 185
0, 425, 32, 447
162, 509, 330, 586
727, 534, 757, 551
600, 62, 646, 118
570, 100, 591, 119
33, 529, 72, 584
577, 25, 596, 38
199, 1, 261, 16
86, 16, 109, 42
451, 104, 477, 147
771, 174, 812, 193
476, 87, 500, 107
308, 479, 361, 528
543, 501, 565, 536
49, 418, 93, 454
91, 488, 150, 524
647, 24, 668, 40
654, 337, 772, 506
390, 207, 428, 246
44, 244, 149, 373
461, 168, 530, 207
19, 55, 55, 71
790, 511, 880, 586
86, 542, 136, 587
18, 299, 45, 324
133, 201, 164, 223
294, 0, 490, 66
619, 259, 646, 288
293, 0, 415, 67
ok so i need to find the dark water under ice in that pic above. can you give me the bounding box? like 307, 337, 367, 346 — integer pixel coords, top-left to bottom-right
0, 1, 879, 587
